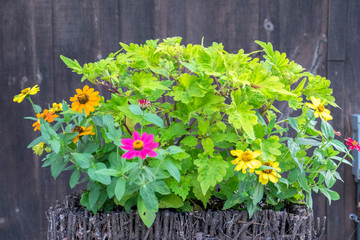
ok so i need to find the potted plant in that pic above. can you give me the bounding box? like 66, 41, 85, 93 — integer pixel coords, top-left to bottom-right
15, 37, 356, 239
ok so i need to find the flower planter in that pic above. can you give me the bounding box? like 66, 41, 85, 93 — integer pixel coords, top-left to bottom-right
47, 192, 326, 240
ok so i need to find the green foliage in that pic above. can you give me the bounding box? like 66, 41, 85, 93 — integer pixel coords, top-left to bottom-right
20, 37, 350, 228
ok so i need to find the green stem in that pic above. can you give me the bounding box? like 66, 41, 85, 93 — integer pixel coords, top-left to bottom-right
28, 97, 40, 114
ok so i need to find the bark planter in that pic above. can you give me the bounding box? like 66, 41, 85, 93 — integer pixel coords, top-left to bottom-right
46, 192, 326, 240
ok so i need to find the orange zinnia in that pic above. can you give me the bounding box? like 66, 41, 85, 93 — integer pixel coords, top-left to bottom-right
70, 85, 100, 115
71, 126, 95, 143
32, 109, 58, 131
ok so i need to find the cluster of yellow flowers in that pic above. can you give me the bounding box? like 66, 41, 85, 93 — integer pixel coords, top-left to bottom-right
13, 84, 100, 147
231, 149, 281, 185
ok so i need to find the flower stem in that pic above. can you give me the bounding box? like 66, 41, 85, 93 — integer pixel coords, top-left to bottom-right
28, 97, 39, 114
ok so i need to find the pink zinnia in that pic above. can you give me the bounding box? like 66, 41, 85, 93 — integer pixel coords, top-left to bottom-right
120, 131, 158, 159
345, 137, 360, 151
138, 99, 151, 109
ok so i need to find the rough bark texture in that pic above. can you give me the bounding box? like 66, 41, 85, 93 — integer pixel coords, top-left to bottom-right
47, 193, 326, 240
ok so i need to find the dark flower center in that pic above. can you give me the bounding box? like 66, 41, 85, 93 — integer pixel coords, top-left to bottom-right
263, 163, 273, 174
317, 104, 325, 112
78, 93, 89, 104
73, 126, 84, 134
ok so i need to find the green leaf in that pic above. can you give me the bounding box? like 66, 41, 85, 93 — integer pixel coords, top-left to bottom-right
321, 118, 335, 139
115, 177, 126, 201
201, 138, 214, 156
252, 181, 264, 205
95, 168, 119, 177
324, 171, 336, 188
137, 197, 156, 228
288, 117, 300, 132
69, 169, 81, 189
129, 105, 144, 116
51, 157, 66, 179
87, 163, 112, 185
48, 137, 61, 153
168, 177, 191, 200
140, 184, 158, 212
159, 194, 184, 208
166, 146, 183, 154
162, 160, 180, 183
198, 118, 210, 135
84, 141, 100, 154
194, 154, 228, 195
144, 113, 165, 128
261, 136, 282, 161
60, 55, 83, 73
71, 153, 92, 169
296, 138, 321, 147
223, 193, 247, 210
320, 187, 340, 203
182, 135, 198, 147
107, 178, 117, 198
151, 180, 171, 195
227, 101, 258, 140
89, 185, 100, 209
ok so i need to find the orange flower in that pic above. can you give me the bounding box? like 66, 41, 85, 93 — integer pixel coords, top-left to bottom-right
32, 109, 58, 131
71, 125, 95, 143
70, 85, 100, 115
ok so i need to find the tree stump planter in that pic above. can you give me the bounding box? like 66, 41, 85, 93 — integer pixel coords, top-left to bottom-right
47, 193, 326, 240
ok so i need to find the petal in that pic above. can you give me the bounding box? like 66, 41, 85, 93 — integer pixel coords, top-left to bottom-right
139, 150, 148, 160
121, 138, 134, 147
83, 85, 89, 91
133, 131, 140, 140
310, 96, 320, 106
269, 174, 279, 183
305, 103, 315, 109
76, 89, 82, 95
252, 151, 262, 158
231, 150, 243, 157
122, 150, 137, 159
147, 150, 157, 158
146, 142, 159, 149
314, 111, 320, 118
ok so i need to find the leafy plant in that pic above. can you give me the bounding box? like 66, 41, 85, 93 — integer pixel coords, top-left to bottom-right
16, 37, 355, 227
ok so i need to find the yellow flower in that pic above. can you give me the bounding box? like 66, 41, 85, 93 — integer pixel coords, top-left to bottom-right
231, 149, 262, 174
305, 96, 333, 121
255, 160, 281, 185
32, 109, 59, 131
71, 125, 95, 143
32, 142, 51, 156
50, 102, 63, 112
70, 85, 100, 115
13, 85, 40, 103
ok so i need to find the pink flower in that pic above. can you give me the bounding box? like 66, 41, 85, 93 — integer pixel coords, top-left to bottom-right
345, 137, 360, 151
138, 99, 151, 109
334, 130, 341, 136
120, 131, 158, 159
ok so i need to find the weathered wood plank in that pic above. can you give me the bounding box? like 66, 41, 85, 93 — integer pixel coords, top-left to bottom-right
119, 0, 155, 44
328, 0, 347, 61
343, 1, 360, 239
0, 0, 55, 239
326, 61, 345, 240
184, 0, 260, 53
259, 0, 279, 49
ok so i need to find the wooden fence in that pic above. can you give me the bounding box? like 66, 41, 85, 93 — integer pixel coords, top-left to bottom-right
0, 0, 359, 239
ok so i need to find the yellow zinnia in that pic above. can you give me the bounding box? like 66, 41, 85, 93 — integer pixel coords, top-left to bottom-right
70, 85, 100, 115
50, 102, 63, 113
255, 160, 281, 185
13, 85, 40, 103
231, 149, 262, 174
305, 96, 333, 121
71, 125, 95, 143
32, 142, 51, 156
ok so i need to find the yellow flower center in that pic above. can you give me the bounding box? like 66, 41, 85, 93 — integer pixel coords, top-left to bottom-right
353, 140, 359, 146
21, 88, 30, 95
133, 140, 144, 150
317, 104, 325, 112
77, 93, 89, 104
241, 151, 253, 162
